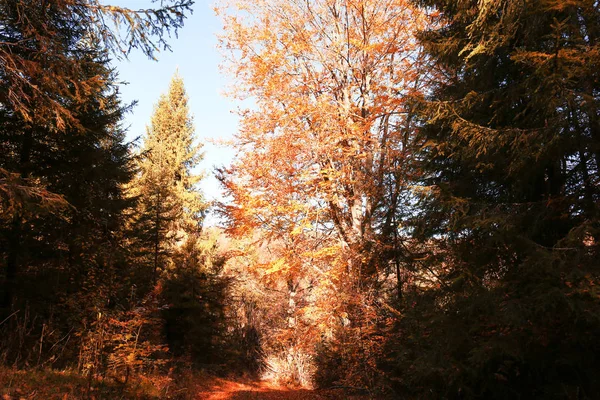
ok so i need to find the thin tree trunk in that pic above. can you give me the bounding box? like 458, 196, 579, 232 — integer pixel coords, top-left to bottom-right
153, 191, 161, 287
396, 260, 402, 300
2, 215, 21, 311
2, 129, 33, 312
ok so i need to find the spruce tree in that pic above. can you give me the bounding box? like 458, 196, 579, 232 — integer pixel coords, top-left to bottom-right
0, 0, 193, 315
0, 48, 143, 364
389, 0, 600, 398
132, 72, 205, 285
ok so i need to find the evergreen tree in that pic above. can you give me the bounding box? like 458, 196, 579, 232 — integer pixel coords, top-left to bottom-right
388, 0, 600, 398
0, 0, 193, 314
0, 48, 142, 364
132, 72, 205, 285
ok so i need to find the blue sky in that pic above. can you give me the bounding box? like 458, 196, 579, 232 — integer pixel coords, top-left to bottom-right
112, 0, 237, 223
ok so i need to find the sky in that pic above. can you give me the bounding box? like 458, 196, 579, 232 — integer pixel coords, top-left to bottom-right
112, 0, 238, 225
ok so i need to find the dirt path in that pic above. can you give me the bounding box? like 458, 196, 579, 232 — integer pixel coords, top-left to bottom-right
194, 378, 326, 399
192, 377, 369, 399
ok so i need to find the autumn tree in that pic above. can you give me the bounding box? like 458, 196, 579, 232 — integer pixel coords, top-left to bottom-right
132, 72, 205, 285
218, 0, 432, 298
384, 0, 600, 397
217, 0, 436, 387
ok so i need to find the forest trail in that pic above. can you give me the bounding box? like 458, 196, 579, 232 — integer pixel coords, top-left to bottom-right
192, 376, 369, 399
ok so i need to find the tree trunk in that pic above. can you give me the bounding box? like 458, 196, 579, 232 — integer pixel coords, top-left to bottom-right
2, 129, 33, 312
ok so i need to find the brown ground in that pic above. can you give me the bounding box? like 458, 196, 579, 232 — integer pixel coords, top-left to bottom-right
192, 376, 371, 400
0, 366, 374, 399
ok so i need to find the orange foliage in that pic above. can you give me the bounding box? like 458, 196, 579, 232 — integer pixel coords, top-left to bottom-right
217, 0, 434, 387
217, 0, 431, 277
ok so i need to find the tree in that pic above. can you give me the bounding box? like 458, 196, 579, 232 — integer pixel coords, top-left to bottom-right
0, 49, 143, 365
132, 72, 205, 285
161, 233, 230, 366
390, 0, 600, 397
217, 0, 432, 294
0, 0, 194, 313
217, 0, 437, 387
0, 0, 193, 132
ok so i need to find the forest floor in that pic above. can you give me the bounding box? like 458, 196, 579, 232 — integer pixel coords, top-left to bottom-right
0, 367, 373, 399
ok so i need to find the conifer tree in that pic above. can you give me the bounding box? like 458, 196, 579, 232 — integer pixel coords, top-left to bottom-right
132, 73, 205, 285
389, 0, 600, 397
0, 49, 142, 366
0, 0, 193, 314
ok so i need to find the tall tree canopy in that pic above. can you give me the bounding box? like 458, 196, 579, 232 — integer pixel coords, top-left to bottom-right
0, 0, 193, 220
0, 0, 193, 130
218, 0, 432, 289
217, 0, 438, 388
132, 72, 205, 284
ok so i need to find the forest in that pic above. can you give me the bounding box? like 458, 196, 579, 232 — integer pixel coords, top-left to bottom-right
0, 0, 599, 399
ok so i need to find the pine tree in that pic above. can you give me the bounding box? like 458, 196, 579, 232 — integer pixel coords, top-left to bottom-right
132, 72, 205, 285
